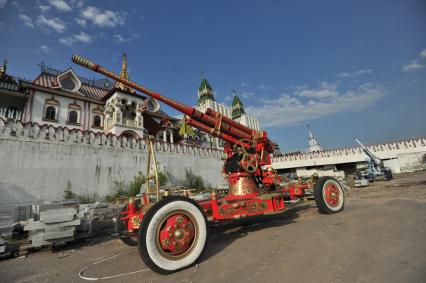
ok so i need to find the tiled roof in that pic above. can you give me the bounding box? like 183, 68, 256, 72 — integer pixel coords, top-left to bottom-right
0, 73, 21, 93
0, 80, 20, 92
33, 72, 109, 101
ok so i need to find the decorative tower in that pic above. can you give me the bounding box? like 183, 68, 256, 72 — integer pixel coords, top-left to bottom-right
197, 75, 215, 106
0, 59, 7, 78
103, 53, 146, 138
306, 124, 323, 153
231, 92, 245, 120
114, 53, 135, 94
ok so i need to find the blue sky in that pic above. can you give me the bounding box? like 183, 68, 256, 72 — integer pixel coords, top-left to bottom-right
0, 0, 425, 152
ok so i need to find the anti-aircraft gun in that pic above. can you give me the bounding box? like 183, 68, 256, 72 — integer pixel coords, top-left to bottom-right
354, 138, 393, 181
72, 54, 346, 274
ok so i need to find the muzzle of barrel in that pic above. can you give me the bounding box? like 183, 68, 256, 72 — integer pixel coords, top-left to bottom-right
71, 54, 97, 70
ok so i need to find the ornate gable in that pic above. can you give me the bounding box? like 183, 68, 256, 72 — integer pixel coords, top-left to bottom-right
56, 69, 82, 93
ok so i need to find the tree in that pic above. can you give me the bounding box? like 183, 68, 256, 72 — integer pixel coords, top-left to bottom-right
63, 181, 75, 200
129, 171, 146, 196
182, 168, 205, 192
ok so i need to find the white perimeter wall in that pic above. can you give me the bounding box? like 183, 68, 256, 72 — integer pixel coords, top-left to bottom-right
0, 119, 225, 205
272, 138, 426, 174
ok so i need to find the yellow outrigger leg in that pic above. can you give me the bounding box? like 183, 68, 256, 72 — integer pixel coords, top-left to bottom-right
145, 135, 160, 202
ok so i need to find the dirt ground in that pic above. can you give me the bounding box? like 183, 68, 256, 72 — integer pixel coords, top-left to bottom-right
1, 171, 425, 283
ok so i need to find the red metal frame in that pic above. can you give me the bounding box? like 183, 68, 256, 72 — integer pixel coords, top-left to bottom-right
123, 181, 311, 232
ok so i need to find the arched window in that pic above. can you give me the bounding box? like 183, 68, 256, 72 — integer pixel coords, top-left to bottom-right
93, 115, 102, 127
45, 106, 56, 120
68, 110, 78, 124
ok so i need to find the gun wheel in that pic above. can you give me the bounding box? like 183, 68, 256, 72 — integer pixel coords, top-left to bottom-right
314, 176, 345, 214
138, 196, 208, 274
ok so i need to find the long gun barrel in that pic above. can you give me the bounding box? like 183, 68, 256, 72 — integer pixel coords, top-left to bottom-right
354, 138, 383, 166
71, 54, 261, 146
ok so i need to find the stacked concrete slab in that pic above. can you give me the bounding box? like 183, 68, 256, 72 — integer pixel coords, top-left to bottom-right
0, 237, 5, 254
22, 202, 116, 248
24, 207, 80, 247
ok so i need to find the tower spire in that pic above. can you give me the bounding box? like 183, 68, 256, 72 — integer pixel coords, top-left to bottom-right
0, 59, 7, 77
306, 124, 323, 153
231, 91, 245, 120
307, 124, 314, 139
197, 74, 215, 106
115, 53, 135, 93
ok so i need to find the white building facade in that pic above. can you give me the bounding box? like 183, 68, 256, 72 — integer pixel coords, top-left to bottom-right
0, 55, 178, 142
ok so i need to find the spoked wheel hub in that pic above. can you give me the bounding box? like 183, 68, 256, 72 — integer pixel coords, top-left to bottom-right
324, 183, 340, 208
158, 213, 197, 258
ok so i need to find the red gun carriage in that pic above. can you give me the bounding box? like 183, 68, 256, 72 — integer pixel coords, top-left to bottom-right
72, 55, 345, 274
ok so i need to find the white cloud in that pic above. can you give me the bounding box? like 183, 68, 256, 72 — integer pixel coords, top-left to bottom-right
240, 82, 249, 87
0, 0, 7, 8
19, 14, 34, 28
74, 31, 92, 42
421, 49, 426, 59
59, 37, 74, 46
37, 15, 66, 33
257, 83, 274, 90
78, 6, 124, 28
402, 60, 424, 72
257, 84, 267, 90
113, 34, 125, 43
70, 0, 85, 8
246, 83, 385, 128
38, 5, 51, 13
240, 92, 255, 100
47, 0, 71, 11
296, 82, 338, 98
75, 18, 86, 27
60, 31, 93, 46
113, 33, 140, 43
354, 68, 373, 75
337, 68, 373, 78
40, 45, 52, 53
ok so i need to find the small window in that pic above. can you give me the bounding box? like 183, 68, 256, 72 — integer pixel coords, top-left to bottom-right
61, 77, 76, 91
68, 110, 78, 124
93, 115, 102, 127
45, 106, 56, 120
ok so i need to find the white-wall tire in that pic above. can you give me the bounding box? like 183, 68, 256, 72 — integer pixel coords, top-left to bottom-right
138, 196, 208, 274
314, 177, 345, 214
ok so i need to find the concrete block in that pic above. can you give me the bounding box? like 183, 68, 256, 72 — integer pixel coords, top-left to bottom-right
30, 234, 51, 247
23, 221, 44, 231
40, 208, 77, 223
40, 214, 75, 223
46, 219, 81, 228
43, 229, 74, 240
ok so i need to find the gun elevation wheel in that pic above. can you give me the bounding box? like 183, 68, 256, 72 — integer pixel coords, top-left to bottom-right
314, 176, 345, 214
138, 196, 208, 274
